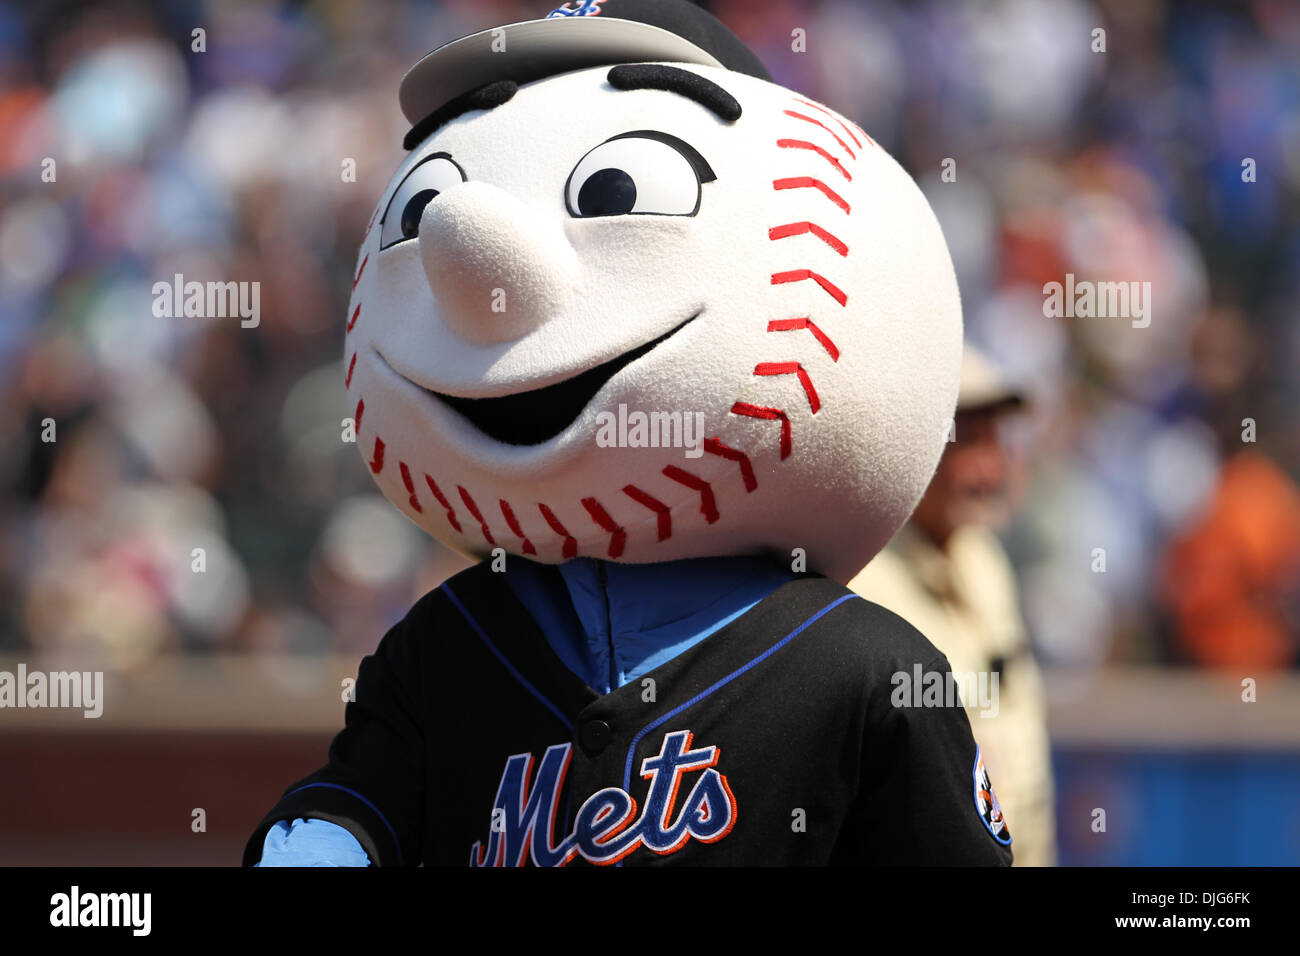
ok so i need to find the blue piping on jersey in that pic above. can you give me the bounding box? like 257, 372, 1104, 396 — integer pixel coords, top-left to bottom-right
282, 781, 404, 866
621, 593, 861, 793
441, 580, 574, 731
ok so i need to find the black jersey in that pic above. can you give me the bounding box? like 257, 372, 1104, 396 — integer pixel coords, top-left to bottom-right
243, 563, 1013, 866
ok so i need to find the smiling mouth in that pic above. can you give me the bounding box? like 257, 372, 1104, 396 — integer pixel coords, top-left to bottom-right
417, 314, 698, 446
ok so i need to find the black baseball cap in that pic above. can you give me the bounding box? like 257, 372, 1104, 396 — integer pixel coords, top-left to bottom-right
398, 0, 771, 129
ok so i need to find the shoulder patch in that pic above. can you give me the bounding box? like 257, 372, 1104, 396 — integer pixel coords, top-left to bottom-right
972, 746, 1012, 846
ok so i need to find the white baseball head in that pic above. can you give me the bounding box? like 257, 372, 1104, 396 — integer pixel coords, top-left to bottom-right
344, 8, 962, 584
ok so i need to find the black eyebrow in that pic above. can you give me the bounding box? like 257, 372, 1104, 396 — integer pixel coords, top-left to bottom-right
607, 64, 742, 122
403, 80, 518, 150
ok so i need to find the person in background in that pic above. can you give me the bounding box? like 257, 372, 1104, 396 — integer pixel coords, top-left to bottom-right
1161, 451, 1300, 671
848, 346, 1056, 866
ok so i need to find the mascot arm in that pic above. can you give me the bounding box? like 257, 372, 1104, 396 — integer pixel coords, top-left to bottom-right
838, 648, 1015, 866
242, 600, 433, 867
254, 818, 371, 867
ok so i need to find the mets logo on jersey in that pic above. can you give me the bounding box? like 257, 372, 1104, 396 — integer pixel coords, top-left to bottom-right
470, 729, 738, 866
973, 746, 1012, 845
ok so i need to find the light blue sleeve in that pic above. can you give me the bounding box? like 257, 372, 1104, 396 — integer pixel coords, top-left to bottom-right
254, 817, 372, 867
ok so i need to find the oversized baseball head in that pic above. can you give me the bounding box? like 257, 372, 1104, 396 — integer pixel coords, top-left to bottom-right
345, 0, 962, 584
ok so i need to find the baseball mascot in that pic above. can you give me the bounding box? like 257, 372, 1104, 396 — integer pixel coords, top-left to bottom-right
247, 0, 1013, 866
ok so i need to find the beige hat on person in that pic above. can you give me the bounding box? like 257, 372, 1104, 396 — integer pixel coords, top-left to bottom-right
957, 345, 1026, 413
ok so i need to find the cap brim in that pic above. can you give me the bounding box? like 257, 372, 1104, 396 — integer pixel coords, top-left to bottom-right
399, 16, 726, 127
956, 388, 1026, 414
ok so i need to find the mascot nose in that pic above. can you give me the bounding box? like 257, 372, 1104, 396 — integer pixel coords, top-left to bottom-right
419, 181, 579, 345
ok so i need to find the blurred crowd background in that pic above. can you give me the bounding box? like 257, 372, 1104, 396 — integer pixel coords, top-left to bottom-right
1, 0, 1298, 864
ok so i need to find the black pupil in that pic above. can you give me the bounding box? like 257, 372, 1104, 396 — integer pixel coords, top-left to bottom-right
577, 168, 636, 216
401, 189, 438, 238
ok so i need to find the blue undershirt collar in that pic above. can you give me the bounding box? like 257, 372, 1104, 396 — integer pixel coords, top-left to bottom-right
505, 554, 796, 696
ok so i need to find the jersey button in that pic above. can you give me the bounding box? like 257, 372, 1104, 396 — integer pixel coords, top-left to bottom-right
580, 719, 612, 753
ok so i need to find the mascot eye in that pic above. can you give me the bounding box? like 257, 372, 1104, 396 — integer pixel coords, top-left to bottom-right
379, 154, 467, 249
565, 131, 715, 218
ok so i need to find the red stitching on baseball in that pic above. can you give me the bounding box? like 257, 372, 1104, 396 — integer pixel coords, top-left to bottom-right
772, 177, 850, 214
354, 398, 365, 433
766, 318, 840, 361
458, 486, 496, 546
783, 110, 856, 160
538, 503, 578, 559
768, 221, 849, 256
771, 269, 848, 306
849, 120, 877, 150
754, 361, 821, 413
499, 499, 536, 555
345, 353, 357, 388
703, 437, 758, 492
581, 497, 626, 559
731, 402, 792, 460
623, 485, 671, 541
399, 462, 424, 513
792, 97, 870, 150
352, 254, 368, 290
369, 435, 386, 474
347, 304, 361, 333
662, 466, 720, 524
424, 474, 462, 532
775, 139, 851, 181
